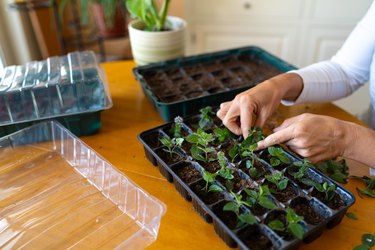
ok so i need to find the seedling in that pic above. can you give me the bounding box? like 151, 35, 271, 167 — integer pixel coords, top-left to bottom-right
265, 172, 289, 192
216, 151, 234, 180
267, 207, 305, 240
170, 116, 184, 138
267, 146, 291, 167
289, 159, 316, 186
313, 182, 337, 201
198, 106, 215, 129
315, 159, 349, 184
214, 126, 233, 143
350, 175, 375, 198
243, 185, 277, 210
159, 136, 184, 158
223, 192, 257, 228
186, 129, 216, 163
246, 159, 264, 179
201, 169, 223, 193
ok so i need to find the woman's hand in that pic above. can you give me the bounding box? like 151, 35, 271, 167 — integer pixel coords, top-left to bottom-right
256, 113, 352, 163
216, 73, 304, 138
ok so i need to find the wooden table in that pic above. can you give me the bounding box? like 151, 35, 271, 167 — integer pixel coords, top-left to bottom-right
81, 60, 375, 249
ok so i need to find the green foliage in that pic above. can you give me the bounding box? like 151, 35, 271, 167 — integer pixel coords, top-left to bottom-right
202, 170, 219, 193
216, 152, 234, 180
126, 0, 171, 31
267, 146, 291, 167
198, 106, 215, 129
246, 160, 263, 179
170, 116, 183, 138
214, 127, 233, 143
353, 233, 375, 250
267, 207, 305, 240
223, 192, 257, 228
345, 212, 358, 220
159, 136, 183, 158
265, 172, 289, 191
243, 185, 276, 210
315, 159, 349, 184
314, 182, 336, 201
351, 175, 375, 198
186, 129, 215, 163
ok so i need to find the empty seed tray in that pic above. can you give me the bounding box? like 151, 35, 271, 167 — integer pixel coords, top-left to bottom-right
138, 110, 355, 250
133, 46, 296, 121
0, 51, 112, 135
0, 121, 166, 249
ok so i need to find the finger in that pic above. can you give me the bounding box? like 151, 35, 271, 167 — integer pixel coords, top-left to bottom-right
217, 101, 232, 120
254, 109, 268, 128
273, 116, 299, 132
257, 125, 295, 150
222, 104, 242, 135
240, 105, 255, 138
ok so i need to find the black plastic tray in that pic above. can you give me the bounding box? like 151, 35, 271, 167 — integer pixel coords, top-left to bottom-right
133, 46, 296, 121
138, 112, 355, 250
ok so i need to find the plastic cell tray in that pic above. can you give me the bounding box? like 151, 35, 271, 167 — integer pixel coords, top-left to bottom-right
133, 46, 296, 121
0, 121, 166, 249
138, 113, 355, 250
0, 51, 112, 136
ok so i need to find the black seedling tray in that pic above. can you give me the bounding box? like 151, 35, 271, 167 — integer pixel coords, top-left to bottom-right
138, 111, 355, 250
133, 46, 296, 121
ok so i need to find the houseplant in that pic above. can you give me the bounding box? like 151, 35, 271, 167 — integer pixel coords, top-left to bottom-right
126, 0, 186, 65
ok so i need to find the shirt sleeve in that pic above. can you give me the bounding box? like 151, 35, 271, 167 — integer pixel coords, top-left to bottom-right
282, 0, 375, 106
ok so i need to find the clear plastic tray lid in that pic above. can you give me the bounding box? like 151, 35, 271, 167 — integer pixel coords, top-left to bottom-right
0, 51, 112, 125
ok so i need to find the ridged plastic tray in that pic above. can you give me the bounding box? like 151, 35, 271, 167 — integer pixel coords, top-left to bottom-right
0, 121, 166, 249
138, 112, 355, 250
133, 46, 296, 121
0, 51, 112, 135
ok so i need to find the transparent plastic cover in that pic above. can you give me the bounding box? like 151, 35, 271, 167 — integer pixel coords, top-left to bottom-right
0, 51, 112, 125
0, 121, 165, 249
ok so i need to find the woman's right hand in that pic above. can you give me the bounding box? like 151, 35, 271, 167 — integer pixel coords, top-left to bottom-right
216, 73, 304, 138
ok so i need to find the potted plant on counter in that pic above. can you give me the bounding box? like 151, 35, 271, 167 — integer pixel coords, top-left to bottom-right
126, 0, 186, 65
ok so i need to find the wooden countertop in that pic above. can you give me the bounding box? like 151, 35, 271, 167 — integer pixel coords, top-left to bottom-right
81, 60, 375, 249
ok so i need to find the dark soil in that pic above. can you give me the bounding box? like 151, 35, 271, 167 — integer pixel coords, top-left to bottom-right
291, 198, 324, 225
174, 162, 202, 184
200, 160, 221, 173
237, 225, 275, 250
156, 148, 183, 165
250, 203, 270, 217
264, 210, 294, 241
193, 181, 224, 205
218, 171, 256, 193
141, 131, 161, 149
238, 158, 270, 181
312, 189, 345, 210
215, 205, 238, 230
266, 181, 298, 203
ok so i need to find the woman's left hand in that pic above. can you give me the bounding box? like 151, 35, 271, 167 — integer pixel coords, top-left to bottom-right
256, 113, 352, 163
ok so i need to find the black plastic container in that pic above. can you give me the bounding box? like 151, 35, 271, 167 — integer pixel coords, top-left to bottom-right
138, 112, 355, 250
133, 46, 296, 121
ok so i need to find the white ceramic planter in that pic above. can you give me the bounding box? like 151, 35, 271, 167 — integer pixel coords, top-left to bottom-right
128, 16, 186, 65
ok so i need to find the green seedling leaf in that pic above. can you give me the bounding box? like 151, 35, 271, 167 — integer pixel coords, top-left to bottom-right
362, 233, 375, 247
214, 127, 232, 143
345, 212, 358, 220
190, 145, 206, 162
199, 106, 215, 129
209, 184, 223, 193
258, 196, 276, 210
353, 245, 371, 250
357, 188, 375, 198
238, 213, 257, 225
277, 178, 289, 190
316, 159, 349, 184
268, 220, 285, 231
270, 158, 281, 167
288, 223, 305, 240
223, 201, 239, 214
228, 145, 239, 161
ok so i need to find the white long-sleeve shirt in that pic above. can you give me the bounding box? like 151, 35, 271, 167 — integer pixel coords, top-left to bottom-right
282, 0, 375, 127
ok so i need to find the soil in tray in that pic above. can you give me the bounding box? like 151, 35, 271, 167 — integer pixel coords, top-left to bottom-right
214, 204, 239, 230
266, 181, 298, 203
311, 189, 345, 210
264, 210, 295, 241
141, 131, 161, 149
200, 160, 221, 173
218, 171, 256, 193
155, 148, 184, 165
290, 197, 325, 225
237, 225, 276, 250
192, 180, 225, 205
174, 162, 202, 184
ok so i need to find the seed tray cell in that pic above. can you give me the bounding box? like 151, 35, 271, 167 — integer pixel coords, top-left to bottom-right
138, 111, 355, 250
133, 46, 296, 121
0, 51, 112, 136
